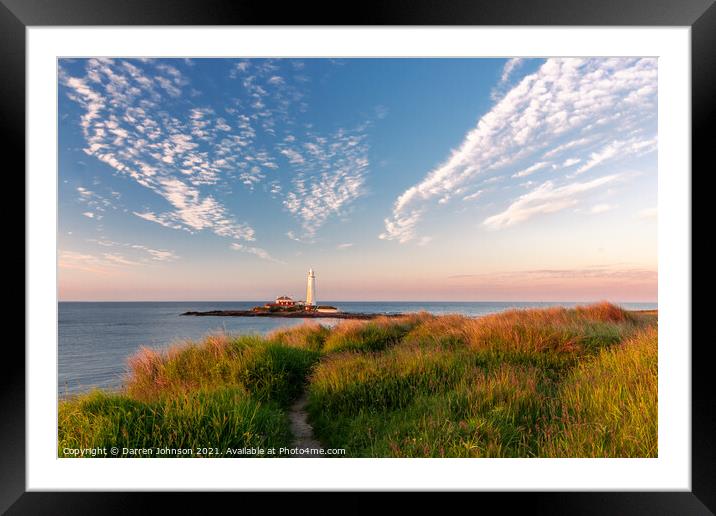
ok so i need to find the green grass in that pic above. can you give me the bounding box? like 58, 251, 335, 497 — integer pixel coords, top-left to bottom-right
321, 313, 429, 353
305, 302, 657, 457
58, 387, 290, 457
58, 302, 658, 458
124, 335, 319, 407
59, 334, 319, 457
538, 327, 658, 457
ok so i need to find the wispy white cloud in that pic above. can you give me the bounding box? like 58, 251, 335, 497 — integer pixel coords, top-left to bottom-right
337, 243, 354, 249
574, 136, 657, 175
491, 58, 525, 100
61, 58, 281, 259
132, 211, 185, 231
60, 244, 179, 274
230, 243, 283, 263
501, 58, 524, 83
483, 174, 619, 229
229, 60, 251, 78
76, 186, 119, 217
381, 208, 425, 244
103, 253, 142, 266
449, 264, 656, 283
59, 251, 113, 274
279, 147, 305, 165
86, 238, 180, 263
63, 58, 376, 256
542, 137, 592, 159
462, 190, 484, 202
381, 58, 657, 242
281, 125, 371, 240
512, 161, 550, 178
129, 244, 179, 262
59, 249, 144, 273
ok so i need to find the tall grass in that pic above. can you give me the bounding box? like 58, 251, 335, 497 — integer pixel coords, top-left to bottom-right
59, 333, 320, 457
59, 387, 290, 457
59, 302, 657, 458
539, 327, 658, 457
321, 313, 431, 353
308, 346, 475, 415
460, 302, 636, 354
125, 334, 319, 406
305, 302, 657, 457
268, 323, 331, 352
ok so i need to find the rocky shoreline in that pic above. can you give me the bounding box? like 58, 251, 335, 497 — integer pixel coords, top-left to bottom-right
180, 310, 404, 320
181, 308, 655, 320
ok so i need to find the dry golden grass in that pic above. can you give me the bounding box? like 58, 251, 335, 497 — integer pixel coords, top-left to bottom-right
124, 334, 318, 405
305, 302, 657, 457
268, 322, 330, 351
538, 326, 658, 457
60, 302, 657, 458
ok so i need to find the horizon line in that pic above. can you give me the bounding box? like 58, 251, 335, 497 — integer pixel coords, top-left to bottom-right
57, 299, 658, 304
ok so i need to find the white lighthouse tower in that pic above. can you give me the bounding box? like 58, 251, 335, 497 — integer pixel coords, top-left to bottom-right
306, 268, 316, 307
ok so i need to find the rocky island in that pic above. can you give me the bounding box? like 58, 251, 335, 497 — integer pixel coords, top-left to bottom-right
181, 268, 403, 320
180, 309, 404, 320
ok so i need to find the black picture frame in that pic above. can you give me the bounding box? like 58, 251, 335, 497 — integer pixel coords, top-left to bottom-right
4, 0, 709, 512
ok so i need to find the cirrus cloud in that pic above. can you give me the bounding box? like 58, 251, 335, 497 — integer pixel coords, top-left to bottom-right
483, 174, 619, 229
380, 58, 657, 243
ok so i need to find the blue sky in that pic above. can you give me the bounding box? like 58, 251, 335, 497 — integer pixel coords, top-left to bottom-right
58, 58, 657, 301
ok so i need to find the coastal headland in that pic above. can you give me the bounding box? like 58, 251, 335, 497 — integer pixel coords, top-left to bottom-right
181, 310, 404, 320
60, 302, 658, 459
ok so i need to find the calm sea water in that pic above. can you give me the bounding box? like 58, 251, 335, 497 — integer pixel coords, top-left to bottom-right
58, 301, 657, 396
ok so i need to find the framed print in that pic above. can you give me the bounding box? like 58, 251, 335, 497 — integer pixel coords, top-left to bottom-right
5, 0, 712, 512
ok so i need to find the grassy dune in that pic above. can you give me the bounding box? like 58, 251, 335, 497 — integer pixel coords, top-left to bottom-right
58, 302, 657, 458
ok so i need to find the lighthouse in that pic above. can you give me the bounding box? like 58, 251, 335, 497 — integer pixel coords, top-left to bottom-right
306, 268, 316, 307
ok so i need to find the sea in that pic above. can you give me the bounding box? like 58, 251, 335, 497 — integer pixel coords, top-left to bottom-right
58, 301, 657, 396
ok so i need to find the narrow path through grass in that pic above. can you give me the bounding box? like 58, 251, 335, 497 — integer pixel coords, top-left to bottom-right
288, 391, 323, 457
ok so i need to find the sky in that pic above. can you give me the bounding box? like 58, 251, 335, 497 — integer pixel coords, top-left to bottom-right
58, 57, 657, 302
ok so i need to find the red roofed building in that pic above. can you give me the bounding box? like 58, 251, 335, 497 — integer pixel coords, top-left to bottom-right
275, 296, 296, 307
